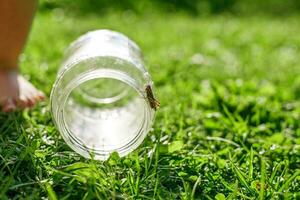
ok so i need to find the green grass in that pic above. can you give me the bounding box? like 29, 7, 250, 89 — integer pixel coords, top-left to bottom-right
1, 10, 300, 199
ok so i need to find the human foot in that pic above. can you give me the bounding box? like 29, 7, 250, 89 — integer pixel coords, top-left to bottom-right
0, 69, 45, 112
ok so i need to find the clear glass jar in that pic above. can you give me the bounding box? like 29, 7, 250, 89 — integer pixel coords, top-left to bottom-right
50, 30, 158, 160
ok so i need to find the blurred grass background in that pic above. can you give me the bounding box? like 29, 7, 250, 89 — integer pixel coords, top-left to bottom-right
0, 0, 300, 199
39, 0, 300, 16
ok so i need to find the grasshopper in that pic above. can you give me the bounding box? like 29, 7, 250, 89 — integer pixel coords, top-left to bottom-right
145, 85, 160, 111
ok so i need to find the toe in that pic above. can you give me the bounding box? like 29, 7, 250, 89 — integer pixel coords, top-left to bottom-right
26, 95, 36, 107
2, 98, 17, 112
29, 90, 45, 106
36, 91, 46, 101
17, 94, 29, 108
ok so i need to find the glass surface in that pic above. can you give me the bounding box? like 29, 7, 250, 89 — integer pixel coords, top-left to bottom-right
51, 30, 156, 160
64, 77, 145, 150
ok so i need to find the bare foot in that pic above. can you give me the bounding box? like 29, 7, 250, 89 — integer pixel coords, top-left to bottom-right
0, 69, 45, 112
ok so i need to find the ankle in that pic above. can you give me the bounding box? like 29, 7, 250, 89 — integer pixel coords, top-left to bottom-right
0, 68, 19, 80
0, 59, 19, 71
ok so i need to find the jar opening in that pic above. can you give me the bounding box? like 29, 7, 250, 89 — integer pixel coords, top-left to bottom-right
55, 69, 154, 160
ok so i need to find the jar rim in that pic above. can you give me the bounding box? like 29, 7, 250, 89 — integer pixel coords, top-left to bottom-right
51, 67, 155, 160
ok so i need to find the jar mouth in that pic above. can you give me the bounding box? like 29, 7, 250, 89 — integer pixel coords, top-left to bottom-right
52, 69, 154, 160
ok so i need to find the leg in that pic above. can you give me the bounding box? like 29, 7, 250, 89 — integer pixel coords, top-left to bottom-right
0, 0, 45, 112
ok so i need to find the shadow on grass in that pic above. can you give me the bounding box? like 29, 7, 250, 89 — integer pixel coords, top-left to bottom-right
0, 111, 40, 197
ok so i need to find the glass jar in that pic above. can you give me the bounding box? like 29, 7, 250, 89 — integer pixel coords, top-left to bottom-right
50, 30, 158, 160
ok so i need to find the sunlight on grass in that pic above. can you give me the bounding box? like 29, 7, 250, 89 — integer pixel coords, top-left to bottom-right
0, 9, 299, 199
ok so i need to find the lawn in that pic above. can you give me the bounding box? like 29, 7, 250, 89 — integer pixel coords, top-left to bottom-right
0, 9, 300, 199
